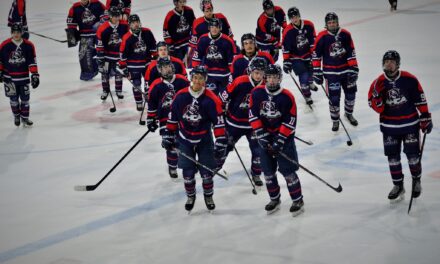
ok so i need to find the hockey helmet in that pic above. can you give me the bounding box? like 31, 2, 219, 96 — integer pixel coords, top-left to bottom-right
262, 0, 274, 11
10, 23, 23, 34
288, 7, 301, 19
157, 57, 175, 79
191, 65, 208, 81
248, 57, 267, 73
382, 50, 400, 66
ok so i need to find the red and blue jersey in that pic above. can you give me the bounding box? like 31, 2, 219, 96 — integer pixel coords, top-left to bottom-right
368, 71, 430, 135
255, 6, 287, 48
105, 0, 131, 16
96, 21, 129, 62
192, 33, 235, 78
67, 0, 105, 37
189, 13, 234, 48
119, 28, 157, 71
8, 0, 27, 27
230, 51, 274, 80
0, 38, 38, 85
249, 86, 297, 140
147, 74, 190, 133
282, 19, 316, 61
312, 28, 358, 76
145, 56, 186, 86
163, 6, 196, 50
167, 87, 226, 146
224, 75, 264, 129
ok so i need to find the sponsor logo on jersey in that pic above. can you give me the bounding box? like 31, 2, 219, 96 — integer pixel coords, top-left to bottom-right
384, 136, 398, 146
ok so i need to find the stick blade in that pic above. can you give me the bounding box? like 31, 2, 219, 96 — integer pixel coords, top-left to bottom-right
334, 183, 343, 193
74, 185, 96, 191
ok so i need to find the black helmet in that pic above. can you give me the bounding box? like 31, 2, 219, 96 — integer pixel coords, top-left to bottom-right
191, 65, 208, 80
382, 50, 400, 66
128, 14, 140, 24
241, 33, 256, 46
157, 41, 169, 50
288, 7, 300, 19
262, 0, 274, 11
248, 57, 267, 72
208, 17, 222, 30
157, 57, 175, 79
325, 12, 339, 25
265, 64, 282, 92
10, 23, 23, 34
108, 6, 122, 17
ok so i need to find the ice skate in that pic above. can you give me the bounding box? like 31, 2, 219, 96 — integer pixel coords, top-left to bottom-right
290, 199, 304, 217
185, 196, 196, 213
332, 121, 339, 132
265, 199, 281, 215
21, 118, 33, 127
345, 113, 358, 126
388, 185, 405, 203
204, 195, 215, 212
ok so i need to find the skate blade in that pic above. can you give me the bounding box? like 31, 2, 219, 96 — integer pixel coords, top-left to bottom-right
266, 205, 281, 215
291, 208, 305, 217
389, 194, 405, 204
170, 178, 180, 183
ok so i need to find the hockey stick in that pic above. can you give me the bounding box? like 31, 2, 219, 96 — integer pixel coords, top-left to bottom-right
123, 76, 148, 125
175, 148, 228, 180
289, 73, 313, 111
234, 146, 257, 195
294, 135, 313, 146
138, 100, 147, 125
74, 130, 151, 191
108, 90, 117, 113
408, 132, 427, 214
29, 31, 68, 43
103, 62, 117, 113
278, 151, 343, 193
320, 84, 353, 146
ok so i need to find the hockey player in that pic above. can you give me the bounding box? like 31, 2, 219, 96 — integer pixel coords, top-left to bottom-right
66, 0, 105, 81
0, 23, 39, 127
147, 57, 190, 179
230, 33, 274, 81
282, 7, 317, 105
389, 0, 398, 11
96, 7, 129, 100
368, 50, 433, 202
249, 64, 304, 216
8, 0, 29, 40
188, 0, 236, 66
105, 0, 131, 20
119, 14, 157, 111
255, 0, 287, 62
312, 12, 359, 131
145, 41, 186, 87
217, 58, 268, 186
192, 18, 235, 96
163, 0, 196, 61
163, 65, 227, 212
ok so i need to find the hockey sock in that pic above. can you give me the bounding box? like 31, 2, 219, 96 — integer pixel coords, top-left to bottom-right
166, 149, 178, 170
201, 173, 214, 197
388, 155, 404, 185
264, 174, 280, 200
285, 173, 303, 202
20, 100, 30, 119
182, 169, 196, 197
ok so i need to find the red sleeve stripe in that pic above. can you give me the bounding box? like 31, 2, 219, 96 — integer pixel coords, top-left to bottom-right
279, 125, 293, 137
250, 119, 263, 130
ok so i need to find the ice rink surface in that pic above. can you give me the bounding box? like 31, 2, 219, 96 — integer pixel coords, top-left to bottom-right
0, 0, 439, 263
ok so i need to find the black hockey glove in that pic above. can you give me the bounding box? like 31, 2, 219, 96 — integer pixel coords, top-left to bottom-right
214, 137, 228, 160
313, 68, 324, 85
270, 136, 286, 157
161, 132, 176, 151
347, 67, 359, 83
31, 73, 40, 89
283, 61, 292, 74
255, 128, 271, 151
146, 117, 158, 132
420, 112, 433, 134
97, 59, 106, 74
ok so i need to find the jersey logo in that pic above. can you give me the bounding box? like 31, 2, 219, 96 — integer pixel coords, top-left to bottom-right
176, 15, 190, 34
296, 33, 309, 50
8, 49, 26, 66
81, 8, 96, 25
183, 101, 202, 127
206, 41, 223, 61
260, 100, 281, 120
239, 94, 251, 110
161, 90, 175, 109
386, 87, 407, 107
329, 41, 346, 58
384, 136, 398, 147
270, 19, 280, 34
134, 39, 147, 54
108, 32, 121, 46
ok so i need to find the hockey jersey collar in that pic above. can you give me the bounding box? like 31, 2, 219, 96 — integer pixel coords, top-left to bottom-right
189, 86, 206, 98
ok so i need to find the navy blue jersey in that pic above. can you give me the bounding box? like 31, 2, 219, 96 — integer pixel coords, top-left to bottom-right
147, 74, 190, 131
192, 33, 235, 78
368, 71, 429, 135
96, 21, 129, 62
105, 0, 131, 16
312, 28, 358, 75
145, 56, 187, 86
0, 38, 38, 85
230, 51, 274, 80
255, 6, 287, 47
8, 0, 27, 27
119, 28, 157, 71
163, 6, 196, 50
67, 0, 105, 37
225, 75, 264, 129
189, 13, 234, 48
282, 19, 316, 61
167, 87, 226, 145
249, 86, 297, 140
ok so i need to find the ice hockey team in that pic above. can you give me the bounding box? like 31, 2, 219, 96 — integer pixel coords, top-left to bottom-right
0, 0, 433, 216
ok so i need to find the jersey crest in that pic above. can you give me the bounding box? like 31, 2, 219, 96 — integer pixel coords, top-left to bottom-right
183, 101, 202, 127
81, 8, 96, 25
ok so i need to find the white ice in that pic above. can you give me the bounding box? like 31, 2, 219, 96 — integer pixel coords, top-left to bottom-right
1, 0, 440, 263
